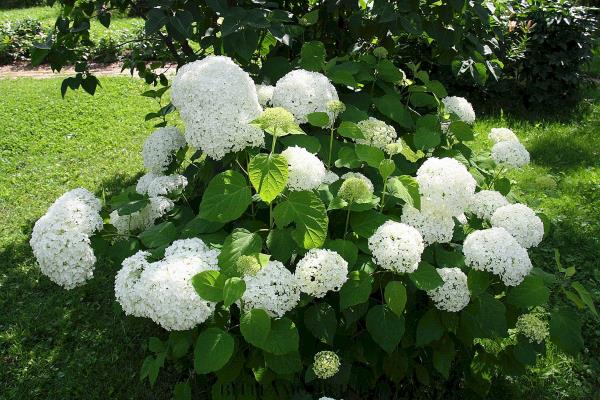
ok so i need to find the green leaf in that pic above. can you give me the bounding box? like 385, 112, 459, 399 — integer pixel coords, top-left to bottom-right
416, 309, 444, 346
299, 9, 319, 26
384, 281, 407, 317
145, 8, 168, 35
261, 317, 300, 355
223, 277, 246, 308
306, 112, 330, 127
240, 309, 271, 348
139, 222, 177, 248
355, 144, 385, 168
273, 191, 328, 249
494, 177, 511, 196
180, 216, 224, 238
264, 351, 302, 374
192, 270, 225, 302
300, 41, 326, 71
410, 93, 437, 108
433, 337, 455, 378
426, 80, 448, 98
449, 121, 474, 141
410, 262, 443, 291
335, 146, 361, 168
366, 305, 405, 353
339, 270, 374, 310
350, 210, 388, 238
218, 229, 263, 274
304, 302, 337, 345
507, 275, 550, 308
266, 229, 296, 262
467, 270, 490, 296
387, 176, 421, 209
414, 127, 441, 150
116, 198, 150, 216
571, 282, 598, 318
379, 159, 396, 180
460, 293, 507, 339
550, 309, 584, 355
281, 135, 321, 153
194, 328, 235, 374
338, 121, 365, 140
324, 239, 358, 267
173, 381, 191, 400
199, 170, 252, 223
377, 59, 405, 83
373, 94, 414, 129
248, 154, 288, 204
31, 47, 49, 67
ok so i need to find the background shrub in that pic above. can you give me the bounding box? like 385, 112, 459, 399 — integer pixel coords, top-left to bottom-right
0, 18, 44, 64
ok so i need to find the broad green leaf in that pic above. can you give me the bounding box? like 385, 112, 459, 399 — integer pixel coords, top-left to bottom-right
460, 293, 507, 339
384, 281, 407, 317
261, 317, 299, 355
512, 336, 538, 365
337, 121, 365, 140
300, 41, 326, 71
223, 277, 246, 308
180, 215, 224, 238
304, 302, 337, 345
218, 229, 263, 274
414, 127, 441, 149
281, 135, 321, 153
350, 210, 388, 238
192, 270, 225, 302
139, 222, 177, 248
379, 159, 396, 180
248, 154, 288, 203
376, 59, 405, 83
410, 93, 437, 108
273, 191, 328, 249
449, 121, 474, 141
299, 9, 319, 26
550, 309, 584, 355
386, 176, 420, 209
467, 270, 490, 296
335, 146, 361, 168
266, 229, 296, 262
373, 94, 414, 129
416, 309, 444, 346
199, 170, 251, 223
306, 112, 330, 127
116, 198, 150, 216
194, 328, 235, 374
426, 80, 448, 98
173, 381, 191, 400
355, 144, 385, 168
495, 177, 511, 195
240, 309, 271, 348
507, 275, 550, 308
366, 305, 405, 353
264, 351, 302, 374
571, 282, 598, 318
433, 337, 455, 378
324, 239, 358, 267
339, 270, 374, 310
410, 262, 443, 291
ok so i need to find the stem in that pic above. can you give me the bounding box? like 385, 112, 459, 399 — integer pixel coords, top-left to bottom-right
270, 135, 278, 154
343, 207, 351, 238
379, 179, 387, 212
269, 202, 274, 229
327, 127, 334, 168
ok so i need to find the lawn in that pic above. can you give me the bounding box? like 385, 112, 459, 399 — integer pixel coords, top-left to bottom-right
0, 76, 598, 399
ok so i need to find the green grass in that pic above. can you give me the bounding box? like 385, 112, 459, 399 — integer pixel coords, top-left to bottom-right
0, 76, 598, 399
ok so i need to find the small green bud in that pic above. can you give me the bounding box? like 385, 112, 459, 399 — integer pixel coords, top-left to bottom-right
338, 177, 373, 204
313, 351, 340, 379
235, 255, 262, 277
326, 100, 346, 117
373, 46, 388, 59
385, 141, 403, 156
253, 107, 299, 136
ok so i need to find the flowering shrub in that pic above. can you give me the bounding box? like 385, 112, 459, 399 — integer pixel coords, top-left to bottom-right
32, 50, 595, 398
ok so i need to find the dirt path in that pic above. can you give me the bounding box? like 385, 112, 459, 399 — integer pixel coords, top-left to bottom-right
0, 62, 177, 79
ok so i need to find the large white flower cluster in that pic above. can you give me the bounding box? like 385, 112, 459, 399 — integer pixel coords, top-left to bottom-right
272, 69, 339, 124
115, 238, 219, 330
416, 157, 476, 217
401, 205, 455, 245
171, 56, 264, 160
356, 117, 397, 150
142, 127, 186, 173
468, 190, 510, 220
30, 189, 103, 289
146, 174, 188, 198
491, 140, 530, 168
491, 204, 544, 248
463, 227, 532, 286
427, 267, 470, 312
255, 84, 275, 107
369, 221, 424, 273
241, 260, 300, 318
442, 96, 475, 124
110, 196, 174, 234
489, 127, 519, 144
295, 249, 348, 297
281, 146, 328, 191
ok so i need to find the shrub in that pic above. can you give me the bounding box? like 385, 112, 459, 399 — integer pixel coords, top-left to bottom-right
30, 49, 596, 398
0, 18, 44, 64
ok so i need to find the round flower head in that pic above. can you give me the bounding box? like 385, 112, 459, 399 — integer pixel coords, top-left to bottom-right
235, 255, 263, 277
146, 174, 188, 198
492, 141, 530, 168
142, 127, 186, 173
368, 221, 424, 274
442, 96, 475, 124
171, 56, 264, 160
253, 107, 298, 136
326, 100, 346, 120
416, 157, 476, 217
463, 227, 532, 286
341, 172, 374, 192
281, 146, 327, 191
338, 176, 373, 204
110, 196, 174, 234
385, 140, 403, 156
255, 84, 274, 107
295, 249, 348, 298
115, 250, 151, 317
489, 128, 519, 144
468, 190, 510, 220
136, 172, 161, 195
39, 188, 103, 234
427, 267, 470, 312
313, 351, 340, 379
491, 204, 544, 249
356, 117, 397, 150
164, 238, 219, 267
401, 205, 455, 245
272, 69, 338, 125
515, 313, 549, 344
242, 260, 300, 318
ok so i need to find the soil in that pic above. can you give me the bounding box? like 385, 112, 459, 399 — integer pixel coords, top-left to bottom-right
0, 61, 177, 79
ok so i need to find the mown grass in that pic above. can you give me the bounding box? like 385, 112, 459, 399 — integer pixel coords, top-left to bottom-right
0, 76, 598, 399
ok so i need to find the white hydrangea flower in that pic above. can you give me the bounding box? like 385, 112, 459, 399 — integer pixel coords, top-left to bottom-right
136, 172, 161, 195
340, 172, 374, 193
356, 117, 397, 150
491, 204, 544, 249
171, 56, 264, 160
416, 157, 476, 217
241, 260, 300, 318
468, 190, 510, 220
142, 127, 186, 173
457, 213, 468, 225
255, 84, 274, 107
114, 251, 151, 317
489, 128, 519, 144
146, 174, 188, 198
442, 96, 475, 124
491, 141, 530, 168
295, 249, 348, 298
368, 221, 424, 274
110, 196, 174, 234
319, 398, 336, 400
30, 188, 103, 289
463, 227, 532, 286
313, 351, 340, 379
427, 267, 470, 312
272, 69, 339, 125
281, 146, 327, 191
515, 313, 549, 344
323, 170, 339, 185
401, 205, 455, 245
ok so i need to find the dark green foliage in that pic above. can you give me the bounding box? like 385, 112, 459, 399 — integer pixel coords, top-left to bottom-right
0, 18, 44, 63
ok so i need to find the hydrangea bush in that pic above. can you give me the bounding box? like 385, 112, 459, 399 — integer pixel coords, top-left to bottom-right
31, 48, 594, 399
